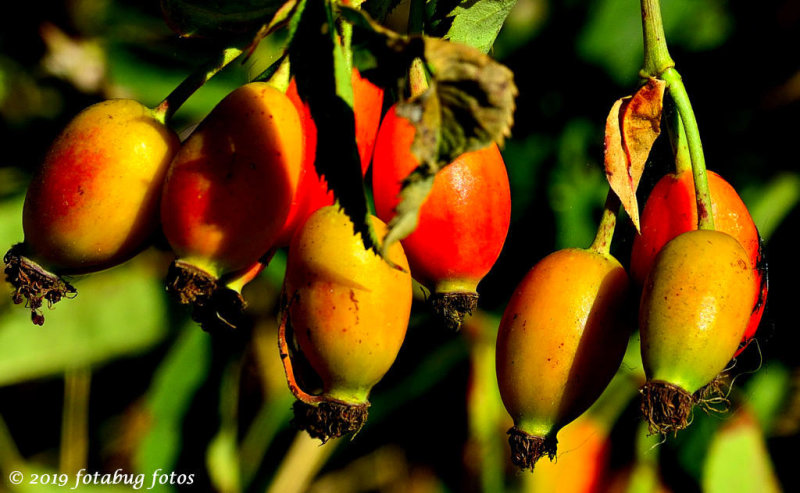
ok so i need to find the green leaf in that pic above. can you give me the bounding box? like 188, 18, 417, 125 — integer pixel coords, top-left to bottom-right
445, 0, 518, 54
0, 260, 169, 387
160, 0, 287, 39
133, 323, 211, 475
702, 407, 782, 493
290, 0, 379, 253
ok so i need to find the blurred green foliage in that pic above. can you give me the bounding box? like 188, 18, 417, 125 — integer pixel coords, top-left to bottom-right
1, 0, 799, 492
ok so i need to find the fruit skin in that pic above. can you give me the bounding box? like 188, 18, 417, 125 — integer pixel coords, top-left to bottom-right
160, 82, 302, 279
351, 69, 385, 170
495, 248, 630, 469
639, 229, 756, 394
372, 105, 511, 296
278, 69, 383, 246
22, 99, 179, 273
284, 205, 412, 405
631, 170, 766, 354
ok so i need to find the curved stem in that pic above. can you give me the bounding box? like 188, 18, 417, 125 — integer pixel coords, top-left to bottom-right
277, 301, 326, 405
152, 47, 244, 124
639, 0, 674, 78
662, 68, 715, 230
590, 189, 621, 255
667, 102, 691, 175
639, 0, 713, 231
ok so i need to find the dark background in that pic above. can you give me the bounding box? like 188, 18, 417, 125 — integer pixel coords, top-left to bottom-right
1, 0, 798, 492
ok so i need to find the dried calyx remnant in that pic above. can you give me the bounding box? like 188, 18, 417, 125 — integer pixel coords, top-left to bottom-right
165, 260, 217, 305
191, 287, 247, 334
507, 427, 558, 472
3, 243, 76, 325
292, 400, 369, 444
640, 380, 696, 435
429, 292, 479, 331
165, 260, 247, 333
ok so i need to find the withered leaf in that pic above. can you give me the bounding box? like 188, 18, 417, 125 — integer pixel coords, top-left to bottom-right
604, 78, 666, 232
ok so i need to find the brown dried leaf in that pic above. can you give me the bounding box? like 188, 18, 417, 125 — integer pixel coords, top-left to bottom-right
604, 78, 666, 231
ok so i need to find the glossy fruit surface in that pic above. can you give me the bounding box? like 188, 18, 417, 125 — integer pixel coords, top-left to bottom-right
496, 248, 629, 470
372, 105, 511, 295
631, 170, 766, 353
639, 229, 756, 393
278, 69, 383, 246
160, 82, 302, 278
22, 99, 179, 273
351, 69, 384, 169
284, 205, 412, 405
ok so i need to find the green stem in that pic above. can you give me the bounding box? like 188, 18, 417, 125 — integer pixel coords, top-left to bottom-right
662, 68, 714, 230
60, 367, 91, 475
639, 0, 674, 78
589, 189, 621, 255
266, 433, 337, 493
340, 12, 354, 77
639, 0, 714, 230
626, 421, 663, 493
667, 101, 691, 174
152, 47, 244, 124
239, 396, 294, 489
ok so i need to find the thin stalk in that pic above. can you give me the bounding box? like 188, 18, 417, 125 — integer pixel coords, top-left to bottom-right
667, 102, 691, 174
466, 321, 505, 493
266, 433, 337, 493
662, 68, 714, 230
639, 0, 714, 230
239, 396, 294, 489
639, 0, 674, 79
590, 189, 621, 255
339, 11, 355, 78
60, 367, 91, 475
626, 421, 664, 493
152, 47, 245, 124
